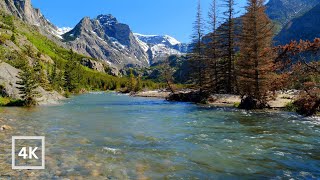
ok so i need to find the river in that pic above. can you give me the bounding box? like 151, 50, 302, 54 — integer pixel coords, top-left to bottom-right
0, 92, 319, 179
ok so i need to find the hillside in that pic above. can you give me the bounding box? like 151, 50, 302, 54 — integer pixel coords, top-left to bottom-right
0, 10, 155, 104
275, 3, 320, 44
63, 15, 150, 69
266, 0, 320, 29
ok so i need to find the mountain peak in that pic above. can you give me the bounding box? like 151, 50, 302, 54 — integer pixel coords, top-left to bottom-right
96, 14, 118, 26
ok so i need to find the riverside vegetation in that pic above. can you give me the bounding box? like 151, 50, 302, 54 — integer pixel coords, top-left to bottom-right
159, 0, 319, 116
0, 0, 318, 116
0, 11, 163, 106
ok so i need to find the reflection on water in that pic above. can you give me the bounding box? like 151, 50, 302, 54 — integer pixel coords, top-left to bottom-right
0, 92, 319, 179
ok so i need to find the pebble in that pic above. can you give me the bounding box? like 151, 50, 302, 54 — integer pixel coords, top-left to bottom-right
0, 125, 13, 131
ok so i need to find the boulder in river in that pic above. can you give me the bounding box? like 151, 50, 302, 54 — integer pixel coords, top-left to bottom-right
167, 90, 209, 103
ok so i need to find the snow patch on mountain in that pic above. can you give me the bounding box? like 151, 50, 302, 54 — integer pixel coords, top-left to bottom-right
57, 27, 72, 35
134, 33, 189, 64
133, 33, 181, 46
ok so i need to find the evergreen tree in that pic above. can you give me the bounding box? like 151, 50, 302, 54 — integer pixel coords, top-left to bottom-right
64, 49, 78, 92
16, 60, 41, 107
189, 0, 206, 94
34, 60, 51, 91
238, 0, 274, 108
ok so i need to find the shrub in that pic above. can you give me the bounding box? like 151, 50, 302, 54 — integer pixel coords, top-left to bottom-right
294, 94, 320, 116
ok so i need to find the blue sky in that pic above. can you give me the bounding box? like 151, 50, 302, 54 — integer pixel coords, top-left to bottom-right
32, 0, 248, 43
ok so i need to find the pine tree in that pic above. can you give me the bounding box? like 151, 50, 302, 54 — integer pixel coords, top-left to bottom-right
189, 0, 206, 94
64, 49, 78, 92
238, 0, 274, 108
219, 0, 237, 93
34, 60, 51, 91
16, 60, 41, 107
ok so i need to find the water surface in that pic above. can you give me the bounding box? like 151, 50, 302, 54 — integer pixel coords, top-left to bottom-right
0, 92, 319, 179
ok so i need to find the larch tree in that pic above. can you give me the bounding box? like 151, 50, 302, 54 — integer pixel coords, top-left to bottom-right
219, 0, 237, 93
160, 57, 175, 93
206, 0, 220, 93
238, 0, 275, 109
189, 0, 206, 94
276, 39, 320, 115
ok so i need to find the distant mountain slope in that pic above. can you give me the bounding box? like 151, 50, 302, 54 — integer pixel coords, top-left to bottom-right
274, 3, 320, 44
134, 33, 189, 65
266, 0, 320, 28
0, 0, 64, 39
63, 15, 149, 68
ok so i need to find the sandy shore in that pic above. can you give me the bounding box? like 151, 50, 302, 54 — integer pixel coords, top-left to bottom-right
131, 90, 171, 98
133, 90, 298, 108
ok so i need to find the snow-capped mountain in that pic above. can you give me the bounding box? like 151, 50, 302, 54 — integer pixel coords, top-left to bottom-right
62, 14, 149, 68
134, 33, 190, 64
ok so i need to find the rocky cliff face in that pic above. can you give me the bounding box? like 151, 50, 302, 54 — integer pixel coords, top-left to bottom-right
0, 0, 66, 39
63, 15, 150, 69
0, 62, 65, 105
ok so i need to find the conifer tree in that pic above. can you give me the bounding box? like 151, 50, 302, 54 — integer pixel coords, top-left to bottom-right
64, 49, 78, 92
238, 0, 274, 108
16, 60, 41, 107
34, 60, 51, 91
206, 0, 220, 93
219, 0, 237, 93
160, 57, 175, 93
189, 0, 206, 94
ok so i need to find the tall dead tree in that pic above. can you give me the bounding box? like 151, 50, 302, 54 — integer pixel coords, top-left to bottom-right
189, 0, 206, 94
219, 0, 237, 93
205, 0, 220, 93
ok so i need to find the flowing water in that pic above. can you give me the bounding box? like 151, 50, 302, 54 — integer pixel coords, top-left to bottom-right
0, 92, 320, 179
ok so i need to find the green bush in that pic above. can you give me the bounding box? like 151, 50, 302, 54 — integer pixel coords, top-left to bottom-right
285, 102, 298, 112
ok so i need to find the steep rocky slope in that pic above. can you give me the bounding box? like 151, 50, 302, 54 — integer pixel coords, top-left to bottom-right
266, 0, 320, 27
274, 3, 320, 44
0, 0, 65, 39
63, 15, 150, 69
0, 62, 65, 105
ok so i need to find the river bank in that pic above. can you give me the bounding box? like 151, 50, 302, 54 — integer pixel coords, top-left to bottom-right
132, 89, 299, 109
